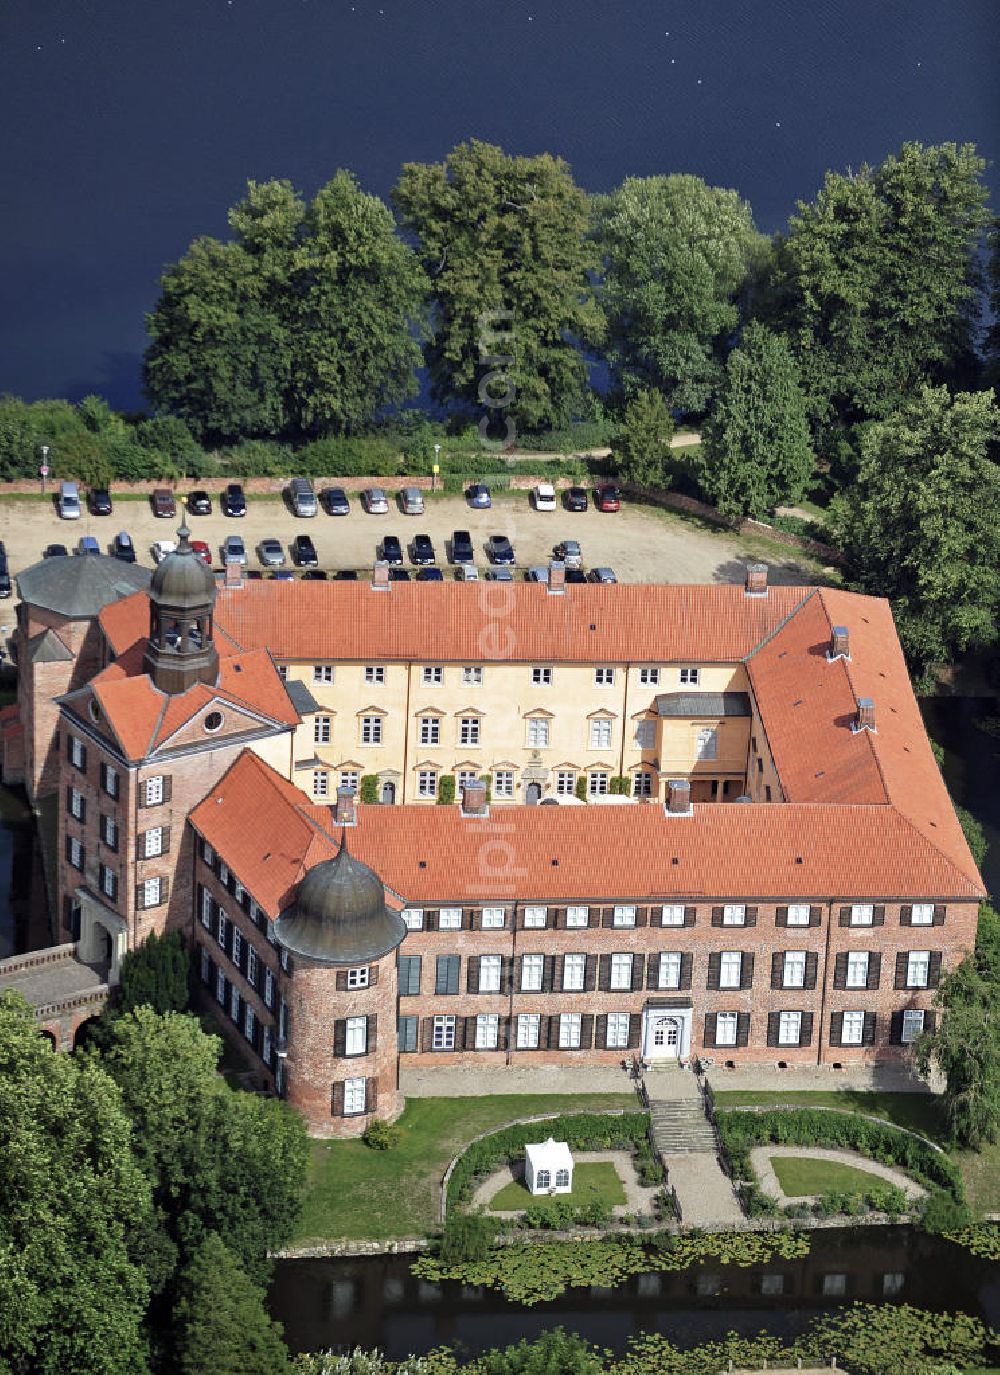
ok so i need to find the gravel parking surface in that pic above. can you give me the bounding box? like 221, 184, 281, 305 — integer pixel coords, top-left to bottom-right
0, 488, 825, 604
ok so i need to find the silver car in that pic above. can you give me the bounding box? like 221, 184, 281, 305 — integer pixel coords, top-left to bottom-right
554, 539, 583, 569
362, 488, 390, 515
258, 538, 286, 568
223, 534, 247, 565
400, 486, 425, 515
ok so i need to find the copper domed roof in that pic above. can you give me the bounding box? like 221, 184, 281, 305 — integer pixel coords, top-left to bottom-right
149, 522, 216, 610
273, 832, 406, 965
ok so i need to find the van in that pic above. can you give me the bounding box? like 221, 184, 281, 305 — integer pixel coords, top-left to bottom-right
58, 481, 81, 520
288, 477, 318, 517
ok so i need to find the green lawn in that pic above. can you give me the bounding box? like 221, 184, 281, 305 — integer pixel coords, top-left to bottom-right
770, 1155, 889, 1198
488, 1161, 626, 1213
293, 1092, 638, 1245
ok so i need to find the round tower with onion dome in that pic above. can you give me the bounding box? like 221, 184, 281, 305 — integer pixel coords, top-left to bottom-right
273, 819, 406, 1137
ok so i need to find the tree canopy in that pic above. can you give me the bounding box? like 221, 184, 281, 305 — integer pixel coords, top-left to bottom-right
596, 174, 763, 414
171, 1234, 290, 1375
393, 140, 602, 435
610, 389, 675, 488
118, 929, 191, 1016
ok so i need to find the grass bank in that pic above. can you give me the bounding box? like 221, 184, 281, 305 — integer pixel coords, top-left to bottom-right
770, 1156, 890, 1197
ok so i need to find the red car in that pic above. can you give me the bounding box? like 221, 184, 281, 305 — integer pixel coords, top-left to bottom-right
190, 539, 212, 566
595, 485, 621, 513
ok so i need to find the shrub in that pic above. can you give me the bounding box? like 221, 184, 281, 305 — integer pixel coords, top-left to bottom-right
359, 775, 379, 805
919, 1187, 972, 1234
609, 776, 630, 795
437, 775, 456, 806
362, 1120, 400, 1152
575, 776, 588, 801
437, 1212, 500, 1264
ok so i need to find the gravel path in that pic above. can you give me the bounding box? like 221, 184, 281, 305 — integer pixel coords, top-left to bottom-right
751, 1146, 927, 1204
662, 1152, 744, 1226
401, 1063, 638, 1098
706, 1063, 942, 1095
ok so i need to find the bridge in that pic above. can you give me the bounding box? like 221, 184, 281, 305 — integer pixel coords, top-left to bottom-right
0, 943, 110, 1049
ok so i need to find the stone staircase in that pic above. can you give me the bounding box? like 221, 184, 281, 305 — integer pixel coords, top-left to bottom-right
648, 1097, 717, 1154
642, 1066, 745, 1225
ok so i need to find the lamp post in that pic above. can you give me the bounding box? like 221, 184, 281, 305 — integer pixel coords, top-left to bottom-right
39, 445, 50, 496
432, 443, 441, 492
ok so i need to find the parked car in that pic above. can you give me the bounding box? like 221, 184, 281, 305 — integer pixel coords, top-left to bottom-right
595, 484, 621, 513
400, 486, 425, 515
188, 490, 212, 516
362, 487, 389, 514
451, 529, 474, 564
112, 531, 136, 563
416, 567, 444, 582
288, 476, 318, 517
554, 539, 583, 568
534, 482, 557, 512
0, 543, 10, 598
588, 566, 618, 583
43, 543, 69, 558
301, 569, 328, 580
564, 486, 588, 512
388, 568, 411, 581
565, 567, 586, 584
467, 482, 492, 509
223, 535, 247, 565
190, 539, 212, 566
222, 483, 247, 517
486, 534, 515, 565
487, 566, 514, 582
458, 563, 479, 581
380, 535, 403, 565
526, 565, 549, 583
258, 538, 286, 568
90, 488, 113, 516
411, 534, 436, 565
321, 487, 351, 516
335, 569, 359, 581
78, 535, 100, 556
270, 570, 295, 581
57, 481, 81, 519
152, 540, 176, 563
293, 534, 318, 567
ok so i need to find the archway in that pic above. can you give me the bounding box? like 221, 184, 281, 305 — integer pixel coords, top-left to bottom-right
73, 1017, 104, 1053
38, 1029, 57, 1052
525, 782, 542, 805
380, 781, 396, 805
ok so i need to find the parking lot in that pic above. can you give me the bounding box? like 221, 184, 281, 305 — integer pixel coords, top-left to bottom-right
0, 486, 825, 602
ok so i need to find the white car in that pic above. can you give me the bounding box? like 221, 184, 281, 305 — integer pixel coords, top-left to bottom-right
152, 540, 176, 564
534, 483, 557, 511
458, 564, 480, 581
362, 488, 390, 515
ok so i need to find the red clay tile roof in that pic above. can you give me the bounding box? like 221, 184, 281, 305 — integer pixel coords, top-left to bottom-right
191, 751, 984, 914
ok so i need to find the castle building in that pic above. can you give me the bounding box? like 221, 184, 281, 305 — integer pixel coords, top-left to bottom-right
7, 548, 985, 1137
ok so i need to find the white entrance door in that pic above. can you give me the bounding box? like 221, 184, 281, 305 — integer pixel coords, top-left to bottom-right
642, 1008, 692, 1060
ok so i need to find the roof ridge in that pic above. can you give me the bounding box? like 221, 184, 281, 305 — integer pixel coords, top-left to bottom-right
816, 590, 892, 808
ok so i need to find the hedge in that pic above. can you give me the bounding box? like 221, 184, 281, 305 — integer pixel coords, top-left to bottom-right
716, 1108, 964, 1200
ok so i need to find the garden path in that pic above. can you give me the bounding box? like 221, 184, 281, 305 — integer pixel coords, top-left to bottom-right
751, 1146, 927, 1205
402, 1063, 635, 1097
471, 1149, 656, 1217
662, 1153, 745, 1226
705, 1063, 941, 1094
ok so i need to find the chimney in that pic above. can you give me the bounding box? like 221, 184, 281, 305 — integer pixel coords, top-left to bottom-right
829, 625, 850, 660
666, 779, 692, 815
461, 779, 488, 816
547, 560, 566, 594
853, 697, 876, 733
334, 786, 357, 825
224, 561, 244, 590
371, 559, 390, 591
744, 563, 768, 597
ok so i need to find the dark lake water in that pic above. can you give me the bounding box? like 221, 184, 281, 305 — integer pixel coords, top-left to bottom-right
1, 0, 997, 407
268, 1227, 1000, 1358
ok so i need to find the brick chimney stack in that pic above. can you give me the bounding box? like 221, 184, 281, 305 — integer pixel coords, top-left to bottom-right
829, 625, 850, 660
334, 786, 357, 825
547, 560, 566, 594
744, 563, 768, 597
853, 697, 876, 733
224, 561, 244, 590
371, 560, 390, 591
666, 779, 692, 815
461, 779, 488, 816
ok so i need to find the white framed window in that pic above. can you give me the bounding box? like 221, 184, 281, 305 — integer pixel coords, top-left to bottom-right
216, 968, 226, 1005
555, 770, 576, 796
520, 953, 544, 992
522, 906, 547, 929
658, 952, 682, 990
144, 827, 164, 859
344, 1077, 367, 1114
232, 928, 242, 967
632, 771, 654, 798
715, 1012, 738, 1046
634, 720, 656, 750
234, 880, 244, 905
610, 953, 633, 990
229, 985, 240, 1023
761, 1274, 784, 1296
438, 907, 462, 930
247, 946, 257, 986
69, 736, 85, 769
313, 665, 334, 684
910, 903, 934, 926
851, 904, 874, 926
142, 877, 162, 908
457, 770, 479, 793
587, 771, 609, 797
101, 815, 117, 848
277, 665, 288, 681
219, 862, 229, 885
200, 946, 210, 983
416, 770, 437, 797
262, 1025, 273, 1064
679, 667, 700, 685
719, 951, 743, 988
846, 951, 870, 988
69, 787, 84, 820
244, 1005, 255, 1041
364, 665, 385, 684
493, 770, 514, 798
606, 1012, 631, 1048
531, 666, 553, 686
481, 907, 505, 930
264, 968, 275, 1009
723, 904, 746, 925
249, 897, 259, 923
907, 950, 931, 988
638, 667, 660, 686
613, 904, 636, 928
841, 1011, 865, 1045
216, 911, 228, 949
594, 667, 615, 686
402, 908, 424, 931
340, 771, 359, 794
559, 1013, 582, 1049
562, 953, 586, 991
462, 666, 483, 686
144, 775, 164, 806
419, 717, 440, 746
100, 865, 116, 899
662, 905, 685, 926
432, 1015, 455, 1050
901, 1009, 926, 1043
345, 1016, 368, 1056
787, 904, 811, 926
201, 839, 215, 865
422, 666, 443, 685
783, 951, 807, 988
566, 905, 589, 928
526, 717, 549, 747
460, 717, 481, 746
778, 1011, 803, 1046
67, 836, 84, 869
313, 770, 329, 798
479, 955, 502, 993
695, 727, 718, 760
360, 715, 383, 745
314, 715, 332, 744
517, 1013, 540, 1049
347, 966, 370, 989
102, 764, 119, 798
589, 719, 612, 750
201, 888, 213, 928
475, 1014, 500, 1050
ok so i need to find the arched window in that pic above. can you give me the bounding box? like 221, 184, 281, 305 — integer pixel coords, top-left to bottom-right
535, 1169, 551, 1190
555, 1169, 570, 1188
